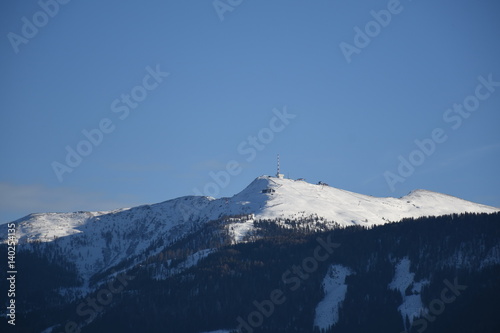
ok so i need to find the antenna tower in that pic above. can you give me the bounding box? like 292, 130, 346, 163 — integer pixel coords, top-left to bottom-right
277, 154, 280, 176
276, 154, 284, 179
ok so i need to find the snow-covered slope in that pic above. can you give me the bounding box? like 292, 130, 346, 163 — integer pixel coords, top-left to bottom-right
0, 196, 216, 284
314, 264, 354, 330
236, 177, 499, 225
0, 176, 497, 283
388, 257, 429, 329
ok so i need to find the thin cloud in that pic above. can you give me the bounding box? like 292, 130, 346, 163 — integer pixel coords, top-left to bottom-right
0, 183, 141, 224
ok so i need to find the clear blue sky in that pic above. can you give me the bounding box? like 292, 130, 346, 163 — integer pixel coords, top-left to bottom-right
1, 0, 499, 223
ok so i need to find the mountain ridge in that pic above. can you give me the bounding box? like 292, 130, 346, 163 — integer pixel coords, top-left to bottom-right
2, 175, 498, 245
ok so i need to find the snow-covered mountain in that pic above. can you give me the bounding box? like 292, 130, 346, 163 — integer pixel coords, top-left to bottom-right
1, 176, 499, 333
3, 176, 498, 242
229, 176, 498, 223
1, 175, 497, 283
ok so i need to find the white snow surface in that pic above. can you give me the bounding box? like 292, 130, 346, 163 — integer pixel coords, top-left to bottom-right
227, 218, 256, 243
314, 264, 354, 330
388, 258, 429, 329
252, 177, 498, 223
0, 176, 497, 282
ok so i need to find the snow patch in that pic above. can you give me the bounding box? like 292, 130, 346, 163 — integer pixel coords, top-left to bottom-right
388, 257, 429, 329
227, 219, 255, 243
153, 248, 215, 280
480, 244, 500, 269
40, 325, 57, 333
314, 264, 354, 330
